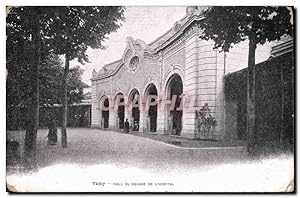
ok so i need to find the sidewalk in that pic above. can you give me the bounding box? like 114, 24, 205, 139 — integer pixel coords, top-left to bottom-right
114, 129, 247, 149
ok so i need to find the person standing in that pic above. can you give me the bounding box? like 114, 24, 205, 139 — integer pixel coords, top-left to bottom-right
124, 118, 130, 133
46, 119, 58, 145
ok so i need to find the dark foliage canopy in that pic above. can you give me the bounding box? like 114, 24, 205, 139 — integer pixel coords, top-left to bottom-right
7, 6, 125, 63
200, 6, 293, 51
7, 53, 88, 108
6, 6, 125, 107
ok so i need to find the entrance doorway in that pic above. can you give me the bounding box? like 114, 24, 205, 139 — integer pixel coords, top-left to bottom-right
129, 89, 140, 131
102, 97, 109, 128
115, 93, 125, 130
145, 84, 158, 132
167, 74, 183, 135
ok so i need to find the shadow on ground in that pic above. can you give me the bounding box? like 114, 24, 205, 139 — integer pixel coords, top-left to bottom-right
7, 128, 250, 174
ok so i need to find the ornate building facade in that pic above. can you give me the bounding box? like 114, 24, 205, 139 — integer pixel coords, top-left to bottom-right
91, 6, 271, 140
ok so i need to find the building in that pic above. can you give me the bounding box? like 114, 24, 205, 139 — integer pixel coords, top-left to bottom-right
91, 6, 272, 140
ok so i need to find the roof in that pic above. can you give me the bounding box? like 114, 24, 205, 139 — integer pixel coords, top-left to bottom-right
94, 6, 209, 80
270, 39, 293, 58
97, 59, 122, 76
146, 15, 189, 49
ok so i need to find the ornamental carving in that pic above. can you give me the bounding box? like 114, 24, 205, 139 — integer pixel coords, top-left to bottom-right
124, 49, 132, 62
92, 69, 97, 77
173, 21, 181, 32
129, 56, 139, 72
186, 6, 209, 17
122, 37, 146, 73
134, 44, 142, 51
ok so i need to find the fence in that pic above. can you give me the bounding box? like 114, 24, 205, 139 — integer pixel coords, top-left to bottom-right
224, 51, 294, 154
7, 104, 91, 130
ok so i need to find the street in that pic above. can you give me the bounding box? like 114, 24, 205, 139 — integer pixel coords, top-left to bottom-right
6, 128, 293, 192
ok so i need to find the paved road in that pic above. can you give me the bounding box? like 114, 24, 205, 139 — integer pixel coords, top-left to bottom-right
8, 128, 246, 172
7, 128, 292, 192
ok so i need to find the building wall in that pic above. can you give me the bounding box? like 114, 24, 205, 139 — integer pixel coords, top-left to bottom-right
91, 19, 271, 140
224, 50, 294, 153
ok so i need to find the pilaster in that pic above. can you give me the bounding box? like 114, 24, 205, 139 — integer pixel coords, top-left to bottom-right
91, 80, 100, 128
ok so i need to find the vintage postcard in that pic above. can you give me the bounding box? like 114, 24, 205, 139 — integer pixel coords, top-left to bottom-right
6, 5, 295, 193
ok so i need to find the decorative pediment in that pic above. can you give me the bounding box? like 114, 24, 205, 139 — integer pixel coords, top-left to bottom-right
122, 36, 146, 73
186, 6, 209, 17
92, 69, 97, 77
91, 7, 209, 82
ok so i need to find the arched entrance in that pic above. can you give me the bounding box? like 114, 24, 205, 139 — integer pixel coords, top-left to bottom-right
145, 84, 158, 132
115, 93, 125, 130
101, 97, 109, 128
166, 74, 183, 135
129, 89, 140, 131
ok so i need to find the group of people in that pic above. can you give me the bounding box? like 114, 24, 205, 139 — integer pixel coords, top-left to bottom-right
124, 118, 140, 133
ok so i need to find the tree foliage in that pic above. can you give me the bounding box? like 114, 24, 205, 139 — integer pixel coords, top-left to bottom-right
40, 6, 126, 148
7, 52, 87, 108
7, 7, 46, 168
41, 6, 125, 62
39, 55, 88, 106
196, 104, 217, 140
7, 6, 125, 62
7, 6, 126, 150
200, 7, 293, 51
199, 6, 293, 155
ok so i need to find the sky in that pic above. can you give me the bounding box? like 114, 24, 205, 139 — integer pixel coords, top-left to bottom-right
71, 6, 187, 86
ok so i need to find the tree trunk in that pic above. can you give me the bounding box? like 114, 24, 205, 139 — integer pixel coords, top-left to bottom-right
61, 54, 69, 148
23, 12, 40, 169
247, 38, 257, 155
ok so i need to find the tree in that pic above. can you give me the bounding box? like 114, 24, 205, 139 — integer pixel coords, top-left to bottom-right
39, 55, 88, 127
7, 53, 88, 128
199, 6, 293, 154
7, 26, 87, 167
42, 6, 125, 148
6, 7, 44, 168
196, 103, 217, 140
6, 6, 124, 168
39, 55, 88, 107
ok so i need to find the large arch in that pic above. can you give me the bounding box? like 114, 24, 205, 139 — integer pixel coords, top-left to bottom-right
114, 92, 125, 130
142, 76, 160, 97
128, 88, 140, 131
98, 95, 110, 129
144, 83, 158, 132
162, 64, 184, 92
165, 73, 183, 135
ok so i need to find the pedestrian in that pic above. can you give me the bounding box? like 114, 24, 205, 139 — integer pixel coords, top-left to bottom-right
46, 119, 58, 145
124, 118, 130, 133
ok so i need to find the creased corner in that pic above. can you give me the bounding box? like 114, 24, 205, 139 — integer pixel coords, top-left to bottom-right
283, 179, 294, 192
7, 182, 18, 193
6, 6, 13, 17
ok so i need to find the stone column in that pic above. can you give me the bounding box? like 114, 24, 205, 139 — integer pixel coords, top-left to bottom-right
109, 107, 116, 130
181, 28, 200, 139
91, 80, 100, 128
98, 110, 103, 129
156, 97, 166, 134
124, 104, 129, 123
139, 100, 145, 132
127, 107, 133, 127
